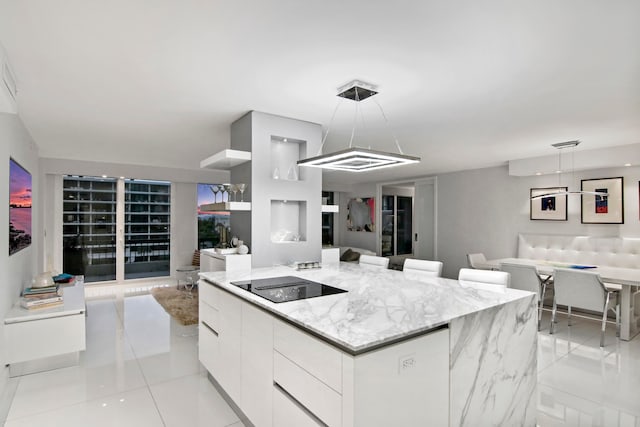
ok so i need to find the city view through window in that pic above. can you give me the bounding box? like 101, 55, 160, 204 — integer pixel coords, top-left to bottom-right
197, 184, 230, 249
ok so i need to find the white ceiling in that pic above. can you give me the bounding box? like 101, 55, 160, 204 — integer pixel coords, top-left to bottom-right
1, 0, 639, 185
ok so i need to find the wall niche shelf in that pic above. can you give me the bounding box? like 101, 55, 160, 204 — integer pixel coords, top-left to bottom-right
200, 202, 251, 212
271, 199, 307, 243
321, 205, 339, 213
200, 149, 251, 170
271, 136, 306, 181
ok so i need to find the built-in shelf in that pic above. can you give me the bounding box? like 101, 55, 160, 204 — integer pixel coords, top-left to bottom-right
200, 202, 251, 211
321, 205, 339, 213
200, 149, 251, 170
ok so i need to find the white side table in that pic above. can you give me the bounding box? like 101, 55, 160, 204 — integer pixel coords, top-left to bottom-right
176, 265, 200, 289
4, 282, 86, 376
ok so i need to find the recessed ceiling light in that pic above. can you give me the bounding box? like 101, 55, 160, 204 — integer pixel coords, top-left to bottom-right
535, 172, 542, 176
624, 163, 631, 167
555, 170, 562, 174
101, 174, 107, 178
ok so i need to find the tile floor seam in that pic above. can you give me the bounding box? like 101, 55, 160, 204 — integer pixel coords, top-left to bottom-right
145, 384, 168, 427
4, 383, 152, 423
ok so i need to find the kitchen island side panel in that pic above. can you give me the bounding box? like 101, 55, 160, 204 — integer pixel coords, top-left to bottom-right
449, 294, 537, 427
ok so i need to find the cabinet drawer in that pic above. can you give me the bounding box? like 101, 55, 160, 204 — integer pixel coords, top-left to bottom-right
199, 301, 219, 333
274, 320, 342, 392
199, 281, 219, 308
198, 319, 219, 375
273, 382, 324, 427
274, 350, 342, 427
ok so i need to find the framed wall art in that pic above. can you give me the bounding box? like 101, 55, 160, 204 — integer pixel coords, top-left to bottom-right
347, 197, 375, 232
581, 177, 624, 224
9, 158, 32, 255
530, 187, 568, 221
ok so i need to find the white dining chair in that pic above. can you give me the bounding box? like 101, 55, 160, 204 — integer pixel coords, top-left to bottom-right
458, 268, 510, 287
403, 259, 443, 277
550, 268, 620, 347
359, 254, 390, 269
500, 262, 550, 330
466, 253, 493, 270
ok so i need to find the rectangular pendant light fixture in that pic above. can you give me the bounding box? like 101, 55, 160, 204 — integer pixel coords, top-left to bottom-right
297, 147, 420, 172
298, 80, 421, 172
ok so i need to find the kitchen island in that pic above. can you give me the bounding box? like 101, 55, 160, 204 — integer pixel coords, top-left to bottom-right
199, 263, 537, 427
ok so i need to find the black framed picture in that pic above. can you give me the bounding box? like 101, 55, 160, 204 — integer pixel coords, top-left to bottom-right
530, 187, 567, 221
581, 177, 624, 224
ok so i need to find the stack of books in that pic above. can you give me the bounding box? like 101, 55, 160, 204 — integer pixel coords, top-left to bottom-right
21, 285, 64, 310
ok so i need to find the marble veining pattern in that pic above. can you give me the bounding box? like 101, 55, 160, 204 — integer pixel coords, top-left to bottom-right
200, 263, 533, 354
450, 293, 538, 427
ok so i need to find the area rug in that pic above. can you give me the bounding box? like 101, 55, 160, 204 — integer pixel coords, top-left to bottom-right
151, 286, 199, 326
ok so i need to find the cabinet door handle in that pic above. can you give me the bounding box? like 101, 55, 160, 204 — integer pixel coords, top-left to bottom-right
201, 320, 219, 337
273, 381, 328, 426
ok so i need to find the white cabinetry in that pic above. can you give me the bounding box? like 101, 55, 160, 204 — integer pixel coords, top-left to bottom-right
198, 283, 241, 403
199, 282, 450, 427
4, 282, 86, 376
241, 303, 274, 427
200, 249, 251, 272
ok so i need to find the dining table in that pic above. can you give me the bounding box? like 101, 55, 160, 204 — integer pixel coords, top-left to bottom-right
485, 257, 640, 341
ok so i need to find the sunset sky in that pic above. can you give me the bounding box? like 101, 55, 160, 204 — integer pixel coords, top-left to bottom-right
9, 159, 31, 207
197, 183, 229, 215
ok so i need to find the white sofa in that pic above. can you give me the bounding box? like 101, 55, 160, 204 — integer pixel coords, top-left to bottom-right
518, 234, 640, 269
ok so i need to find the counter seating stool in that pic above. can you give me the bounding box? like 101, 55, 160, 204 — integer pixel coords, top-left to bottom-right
458, 268, 510, 287
550, 268, 620, 347
359, 255, 390, 269
500, 262, 550, 330
403, 259, 443, 277
466, 253, 493, 270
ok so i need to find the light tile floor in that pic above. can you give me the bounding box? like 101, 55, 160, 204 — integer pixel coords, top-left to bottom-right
2, 291, 640, 426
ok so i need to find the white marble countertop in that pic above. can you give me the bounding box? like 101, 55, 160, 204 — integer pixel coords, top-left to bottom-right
199, 263, 533, 354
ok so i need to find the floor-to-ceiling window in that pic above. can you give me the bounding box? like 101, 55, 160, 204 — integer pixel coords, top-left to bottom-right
63, 176, 118, 282
124, 179, 171, 279
62, 176, 171, 283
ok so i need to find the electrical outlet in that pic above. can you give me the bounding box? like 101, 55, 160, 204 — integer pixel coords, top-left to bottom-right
399, 354, 416, 374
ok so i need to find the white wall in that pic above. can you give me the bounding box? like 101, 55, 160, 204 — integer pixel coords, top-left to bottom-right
0, 113, 39, 420
437, 164, 640, 278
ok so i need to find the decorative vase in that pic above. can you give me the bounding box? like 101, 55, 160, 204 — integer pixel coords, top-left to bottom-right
238, 244, 249, 255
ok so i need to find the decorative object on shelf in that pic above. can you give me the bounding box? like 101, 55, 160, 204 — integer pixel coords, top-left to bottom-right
237, 244, 249, 255
237, 183, 247, 202
272, 167, 280, 180
530, 187, 568, 221
287, 163, 298, 181
297, 80, 420, 172
347, 197, 375, 232
222, 183, 233, 202
231, 184, 239, 202
581, 177, 624, 224
209, 185, 221, 203
530, 141, 608, 200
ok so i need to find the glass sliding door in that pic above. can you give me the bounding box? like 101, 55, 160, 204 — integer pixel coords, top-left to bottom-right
380, 194, 413, 257
124, 179, 171, 279
62, 176, 171, 283
321, 191, 335, 246
396, 196, 413, 255
63, 176, 117, 282
381, 195, 395, 257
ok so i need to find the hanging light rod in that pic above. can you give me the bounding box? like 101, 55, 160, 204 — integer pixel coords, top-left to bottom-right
297, 80, 421, 172
530, 140, 608, 199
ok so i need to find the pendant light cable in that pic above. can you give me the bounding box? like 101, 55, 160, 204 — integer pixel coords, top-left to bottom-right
372, 96, 404, 155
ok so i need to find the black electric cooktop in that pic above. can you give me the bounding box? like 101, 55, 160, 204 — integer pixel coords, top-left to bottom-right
231, 276, 347, 303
